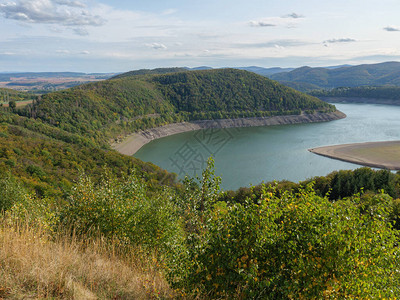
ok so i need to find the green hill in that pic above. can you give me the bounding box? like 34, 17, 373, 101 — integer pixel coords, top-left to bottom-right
270, 61, 400, 90
19, 68, 335, 148
0, 112, 176, 197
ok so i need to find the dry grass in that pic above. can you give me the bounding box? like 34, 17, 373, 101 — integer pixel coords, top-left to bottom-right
0, 219, 175, 299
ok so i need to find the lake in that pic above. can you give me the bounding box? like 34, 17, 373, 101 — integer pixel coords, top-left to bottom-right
135, 103, 400, 190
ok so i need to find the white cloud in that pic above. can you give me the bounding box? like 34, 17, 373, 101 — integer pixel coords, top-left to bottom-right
0, 0, 106, 27
324, 38, 356, 44
80, 50, 90, 54
383, 26, 400, 32
249, 15, 304, 28
146, 42, 167, 50
54, 0, 86, 8
283, 13, 304, 19
249, 20, 276, 27
73, 27, 88, 35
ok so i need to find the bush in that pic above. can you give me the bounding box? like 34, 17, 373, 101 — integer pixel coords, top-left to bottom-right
58, 170, 188, 278
185, 184, 400, 298
0, 173, 27, 212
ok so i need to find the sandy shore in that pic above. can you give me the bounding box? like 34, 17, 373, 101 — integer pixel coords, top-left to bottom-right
112, 110, 346, 156
309, 141, 400, 170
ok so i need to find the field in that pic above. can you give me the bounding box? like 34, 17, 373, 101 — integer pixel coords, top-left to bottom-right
0, 73, 116, 92
1, 100, 33, 108
309, 141, 400, 169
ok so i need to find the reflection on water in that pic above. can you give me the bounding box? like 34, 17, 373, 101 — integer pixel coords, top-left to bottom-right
135, 103, 400, 190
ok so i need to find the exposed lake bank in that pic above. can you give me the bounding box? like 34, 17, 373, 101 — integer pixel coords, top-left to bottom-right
309, 141, 400, 170
112, 110, 346, 156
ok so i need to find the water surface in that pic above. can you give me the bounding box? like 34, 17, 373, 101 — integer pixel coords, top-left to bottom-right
135, 103, 400, 190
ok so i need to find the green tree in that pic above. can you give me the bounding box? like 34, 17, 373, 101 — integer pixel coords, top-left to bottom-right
8, 100, 16, 111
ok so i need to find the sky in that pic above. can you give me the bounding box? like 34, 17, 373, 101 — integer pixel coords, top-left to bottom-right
1, 0, 400, 72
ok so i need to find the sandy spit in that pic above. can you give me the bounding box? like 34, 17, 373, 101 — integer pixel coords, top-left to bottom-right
112, 111, 346, 156
309, 140, 400, 170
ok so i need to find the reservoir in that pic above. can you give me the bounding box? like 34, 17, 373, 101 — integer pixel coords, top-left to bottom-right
135, 103, 400, 190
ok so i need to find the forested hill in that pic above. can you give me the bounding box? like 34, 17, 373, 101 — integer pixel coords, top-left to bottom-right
111, 67, 187, 79
270, 61, 400, 90
20, 68, 335, 148
311, 86, 400, 100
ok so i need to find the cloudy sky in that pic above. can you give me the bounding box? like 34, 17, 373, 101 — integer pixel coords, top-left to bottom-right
1, 0, 400, 72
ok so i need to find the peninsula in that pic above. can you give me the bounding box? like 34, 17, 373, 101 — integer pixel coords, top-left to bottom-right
309, 141, 400, 170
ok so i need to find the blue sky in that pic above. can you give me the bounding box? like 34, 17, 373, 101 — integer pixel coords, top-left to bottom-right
1, 0, 400, 72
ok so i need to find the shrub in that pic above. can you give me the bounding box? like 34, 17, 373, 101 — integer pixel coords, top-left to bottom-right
58, 170, 188, 279
186, 184, 400, 298
0, 173, 27, 212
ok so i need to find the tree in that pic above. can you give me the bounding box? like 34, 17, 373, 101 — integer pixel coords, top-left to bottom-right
8, 100, 16, 111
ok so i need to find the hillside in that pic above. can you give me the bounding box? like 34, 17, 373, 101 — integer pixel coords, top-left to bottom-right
20, 68, 336, 148
270, 61, 400, 90
0, 111, 176, 197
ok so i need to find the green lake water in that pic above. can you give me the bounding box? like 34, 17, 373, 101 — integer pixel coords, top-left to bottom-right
135, 103, 400, 190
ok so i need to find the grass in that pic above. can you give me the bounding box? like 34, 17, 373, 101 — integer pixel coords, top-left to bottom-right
0, 218, 175, 299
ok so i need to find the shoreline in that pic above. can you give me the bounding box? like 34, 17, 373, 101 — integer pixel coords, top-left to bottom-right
112, 110, 346, 156
321, 97, 400, 106
309, 141, 400, 170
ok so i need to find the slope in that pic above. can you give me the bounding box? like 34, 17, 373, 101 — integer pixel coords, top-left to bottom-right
0, 111, 176, 197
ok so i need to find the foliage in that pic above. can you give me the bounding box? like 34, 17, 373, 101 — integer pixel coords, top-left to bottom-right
153, 68, 332, 115
186, 184, 400, 299
223, 167, 400, 203
0, 113, 177, 197
2, 157, 400, 299
0, 172, 28, 212
58, 170, 188, 280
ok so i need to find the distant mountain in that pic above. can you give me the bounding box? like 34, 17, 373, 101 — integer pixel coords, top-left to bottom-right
270, 62, 400, 91
187, 66, 295, 76
236, 66, 295, 76
112, 68, 187, 79
187, 66, 213, 71
0, 72, 116, 81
